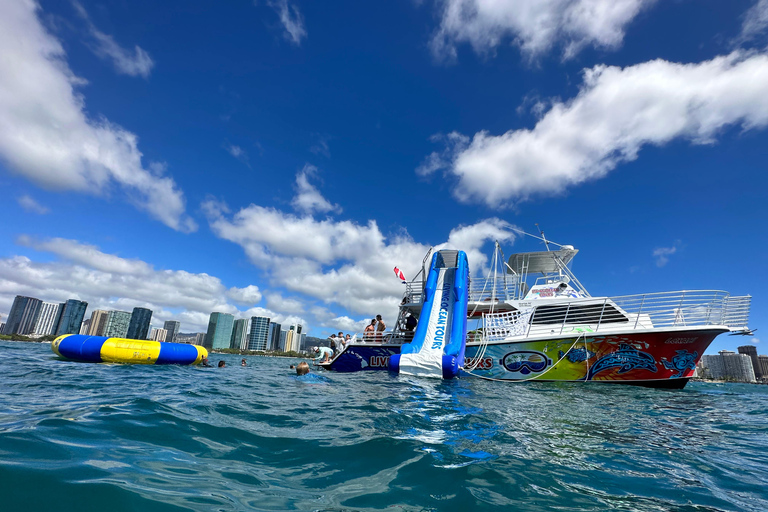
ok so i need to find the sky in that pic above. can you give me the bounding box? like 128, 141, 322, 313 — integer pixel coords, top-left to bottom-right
0, 0, 766, 354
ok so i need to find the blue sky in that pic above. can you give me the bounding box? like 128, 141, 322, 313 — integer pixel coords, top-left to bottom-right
0, 0, 765, 354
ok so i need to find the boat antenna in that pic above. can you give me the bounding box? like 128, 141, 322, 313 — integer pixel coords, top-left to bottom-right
535, 223, 551, 252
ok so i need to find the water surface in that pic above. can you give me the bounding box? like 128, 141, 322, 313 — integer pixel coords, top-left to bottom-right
1, 341, 767, 511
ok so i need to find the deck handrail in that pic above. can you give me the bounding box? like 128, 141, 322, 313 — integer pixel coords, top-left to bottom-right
482, 291, 751, 341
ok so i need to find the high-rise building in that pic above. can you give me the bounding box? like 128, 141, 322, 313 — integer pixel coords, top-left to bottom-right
299, 333, 307, 351
79, 319, 91, 335
195, 332, 207, 345
205, 312, 234, 349
104, 310, 131, 338
284, 326, 297, 352
702, 350, 756, 382
126, 307, 153, 340
163, 320, 181, 343
758, 355, 768, 380
231, 318, 249, 350
247, 316, 270, 351
268, 322, 282, 351
87, 310, 110, 336
2, 295, 43, 335
279, 329, 287, 352
150, 328, 168, 342
738, 345, 762, 379
33, 302, 65, 336
55, 299, 88, 336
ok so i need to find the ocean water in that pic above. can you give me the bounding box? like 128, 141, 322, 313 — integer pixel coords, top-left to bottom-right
1, 341, 767, 512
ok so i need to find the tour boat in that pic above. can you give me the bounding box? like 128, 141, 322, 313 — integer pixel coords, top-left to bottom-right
319, 232, 752, 388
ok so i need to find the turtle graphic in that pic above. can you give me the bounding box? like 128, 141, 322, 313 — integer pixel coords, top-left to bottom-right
661, 350, 698, 378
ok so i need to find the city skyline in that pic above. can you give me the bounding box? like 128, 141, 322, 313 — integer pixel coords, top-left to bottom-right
0, 1, 765, 354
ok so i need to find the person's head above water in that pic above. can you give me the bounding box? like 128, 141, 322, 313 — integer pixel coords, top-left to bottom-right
218, 360, 225, 368
296, 361, 309, 375
241, 359, 246, 366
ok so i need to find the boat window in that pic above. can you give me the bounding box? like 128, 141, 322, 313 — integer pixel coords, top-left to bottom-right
530, 304, 627, 325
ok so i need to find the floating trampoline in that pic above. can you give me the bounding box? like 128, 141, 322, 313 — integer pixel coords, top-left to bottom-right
52, 334, 208, 365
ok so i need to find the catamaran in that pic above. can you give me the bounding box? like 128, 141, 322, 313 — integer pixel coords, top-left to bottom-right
318, 231, 752, 388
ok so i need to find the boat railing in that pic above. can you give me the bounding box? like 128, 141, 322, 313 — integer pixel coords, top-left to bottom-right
482, 291, 751, 341
404, 277, 517, 304
344, 330, 410, 346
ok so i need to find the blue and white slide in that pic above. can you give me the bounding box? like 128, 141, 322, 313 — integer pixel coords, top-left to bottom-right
389, 250, 469, 379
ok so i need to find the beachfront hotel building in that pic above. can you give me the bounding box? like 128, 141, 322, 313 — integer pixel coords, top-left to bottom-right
33, 301, 65, 336
279, 329, 287, 352
150, 328, 168, 342
127, 307, 153, 340
205, 312, 234, 349
88, 310, 110, 336
230, 318, 249, 350
2, 295, 43, 335
104, 311, 131, 337
247, 316, 270, 351
79, 319, 91, 335
55, 299, 88, 336
163, 320, 181, 343
702, 351, 756, 382
268, 322, 282, 351
738, 345, 763, 380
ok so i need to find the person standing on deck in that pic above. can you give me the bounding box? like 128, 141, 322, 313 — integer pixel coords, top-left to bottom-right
375, 314, 385, 342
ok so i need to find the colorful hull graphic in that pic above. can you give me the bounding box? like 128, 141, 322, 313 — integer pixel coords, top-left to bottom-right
52, 334, 207, 365
461, 329, 724, 388
324, 329, 723, 388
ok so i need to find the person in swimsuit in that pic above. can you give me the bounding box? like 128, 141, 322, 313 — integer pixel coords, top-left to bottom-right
363, 319, 376, 341
375, 314, 385, 342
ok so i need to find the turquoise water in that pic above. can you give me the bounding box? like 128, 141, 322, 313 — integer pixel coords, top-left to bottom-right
1, 341, 767, 511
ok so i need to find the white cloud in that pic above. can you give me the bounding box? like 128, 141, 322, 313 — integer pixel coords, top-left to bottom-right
17, 194, 49, 214
429, 0, 656, 61
0, 237, 294, 333
226, 285, 263, 305
266, 293, 305, 314
72, 1, 155, 78
205, 193, 517, 325
291, 164, 342, 215
751, 337, 760, 344
420, 51, 768, 207
267, 0, 307, 45
652, 245, 676, 267
738, 0, 768, 44
0, 0, 195, 232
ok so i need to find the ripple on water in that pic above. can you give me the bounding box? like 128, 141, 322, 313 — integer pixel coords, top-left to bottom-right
1, 342, 767, 511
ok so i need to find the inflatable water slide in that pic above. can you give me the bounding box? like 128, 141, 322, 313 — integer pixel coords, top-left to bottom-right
389, 250, 469, 379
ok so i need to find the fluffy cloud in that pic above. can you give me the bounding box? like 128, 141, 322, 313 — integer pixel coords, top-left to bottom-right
420, 51, 768, 207
0, 237, 304, 333
267, 0, 307, 46
291, 165, 341, 215
0, 0, 195, 231
17, 195, 49, 215
429, 0, 656, 61
205, 193, 517, 325
72, 1, 155, 78
226, 285, 263, 305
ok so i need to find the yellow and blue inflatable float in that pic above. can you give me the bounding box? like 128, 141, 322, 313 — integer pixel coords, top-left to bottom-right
52, 334, 208, 365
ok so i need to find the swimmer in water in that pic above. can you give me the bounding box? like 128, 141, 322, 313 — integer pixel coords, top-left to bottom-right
218, 360, 226, 368
241, 359, 247, 366
296, 361, 309, 375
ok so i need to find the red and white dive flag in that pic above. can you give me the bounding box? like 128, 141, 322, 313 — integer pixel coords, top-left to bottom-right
393, 267, 406, 282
